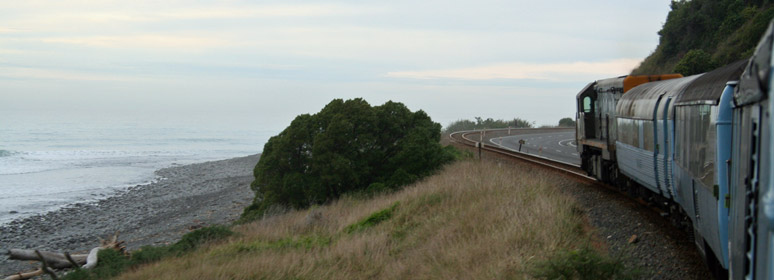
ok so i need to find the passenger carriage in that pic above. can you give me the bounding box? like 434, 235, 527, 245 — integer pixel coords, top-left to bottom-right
613, 61, 745, 276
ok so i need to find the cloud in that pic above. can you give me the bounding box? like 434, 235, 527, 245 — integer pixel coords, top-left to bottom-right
156, 5, 380, 20
39, 35, 229, 50
0, 67, 141, 81
386, 59, 642, 81
0, 27, 25, 33
4, 4, 380, 25
55, 5, 380, 23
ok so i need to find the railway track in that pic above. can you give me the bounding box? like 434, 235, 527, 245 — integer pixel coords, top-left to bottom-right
449, 128, 673, 217
449, 129, 593, 181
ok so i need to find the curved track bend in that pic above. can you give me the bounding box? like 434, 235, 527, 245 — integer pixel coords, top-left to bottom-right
449, 128, 592, 181
449, 128, 670, 215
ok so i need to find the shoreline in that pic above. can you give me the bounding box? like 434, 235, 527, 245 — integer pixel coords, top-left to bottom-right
0, 177, 160, 226
0, 154, 260, 276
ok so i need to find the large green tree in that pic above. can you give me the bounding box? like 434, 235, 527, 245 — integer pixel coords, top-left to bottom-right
242, 98, 455, 220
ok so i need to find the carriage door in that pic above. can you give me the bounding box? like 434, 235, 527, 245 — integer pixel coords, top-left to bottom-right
661, 97, 674, 198
729, 105, 761, 279
651, 94, 666, 197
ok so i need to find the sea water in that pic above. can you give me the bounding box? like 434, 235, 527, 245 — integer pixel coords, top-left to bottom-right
0, 115, 273, 225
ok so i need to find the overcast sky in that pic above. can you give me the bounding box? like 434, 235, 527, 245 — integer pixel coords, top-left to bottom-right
1, 0, 672, 133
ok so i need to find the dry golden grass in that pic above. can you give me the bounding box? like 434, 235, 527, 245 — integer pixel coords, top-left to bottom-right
116, 160, 592, 280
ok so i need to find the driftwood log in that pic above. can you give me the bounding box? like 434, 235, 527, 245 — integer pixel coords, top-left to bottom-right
35, 250, 59, 280
2, 269, 42, 280
7, 250, 88, 269
3, 232, 125, 280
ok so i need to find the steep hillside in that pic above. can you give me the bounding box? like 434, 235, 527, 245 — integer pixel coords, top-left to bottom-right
632, 0, 774, 75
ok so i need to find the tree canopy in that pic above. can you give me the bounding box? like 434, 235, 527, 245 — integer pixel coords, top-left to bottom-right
673, 49, 718, 76
558, 118, 576, 127
242, 98, 456, 221
632, 0, 774, 75
443, 117, 533, 134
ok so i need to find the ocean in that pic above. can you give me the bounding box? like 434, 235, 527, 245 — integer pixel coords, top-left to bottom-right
0, 115, 272, 225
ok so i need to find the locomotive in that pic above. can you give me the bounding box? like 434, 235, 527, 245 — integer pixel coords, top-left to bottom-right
575, 19, 774, 280
576, 74, 682, 184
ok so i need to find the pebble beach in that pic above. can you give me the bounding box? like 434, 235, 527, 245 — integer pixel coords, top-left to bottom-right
0, 154, 260, 276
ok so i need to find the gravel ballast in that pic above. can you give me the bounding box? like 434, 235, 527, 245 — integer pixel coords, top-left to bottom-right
0, 154, 259, 276
567, 180, 711, 279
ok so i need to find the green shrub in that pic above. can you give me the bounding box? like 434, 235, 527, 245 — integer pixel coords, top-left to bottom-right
528, 247, 641, 280
170, 225, 235, 253
130, 245, 171, 265
445, 145, 473, 160
242, 99, 456, 221
62, 249, 130, 280
558, 117, 576, 127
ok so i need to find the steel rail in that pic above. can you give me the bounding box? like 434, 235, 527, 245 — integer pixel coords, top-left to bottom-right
450, 128, 674, 217
449, 129, 594, 181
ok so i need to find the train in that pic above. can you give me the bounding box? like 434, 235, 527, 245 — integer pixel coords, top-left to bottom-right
575, 20, 774, 279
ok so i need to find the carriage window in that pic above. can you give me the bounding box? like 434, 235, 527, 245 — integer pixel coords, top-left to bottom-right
675, 105, 716, 188
583, 97, 592, 113
617, 118, 639, 147
642, 121, 655, 151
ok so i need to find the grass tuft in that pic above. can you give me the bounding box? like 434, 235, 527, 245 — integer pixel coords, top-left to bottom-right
214, 234, 332, 256
170, 224, 235, 253
528, 247, 641, 280
344, 202, 399, 234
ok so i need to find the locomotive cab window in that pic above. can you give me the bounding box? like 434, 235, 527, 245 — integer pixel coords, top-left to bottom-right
583, 96, 592, 113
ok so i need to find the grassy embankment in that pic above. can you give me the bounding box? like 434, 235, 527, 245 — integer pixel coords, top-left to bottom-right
100, 158, 636, 279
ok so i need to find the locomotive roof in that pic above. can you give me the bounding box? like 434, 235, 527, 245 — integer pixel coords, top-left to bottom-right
595, 76, 626, 94
675, 59, 748, 105
616, 75, 700, 120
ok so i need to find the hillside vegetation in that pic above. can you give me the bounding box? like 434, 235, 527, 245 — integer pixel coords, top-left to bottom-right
114, 160, 637, 280
443, 117, 534, 134
633, 0, 774, 75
